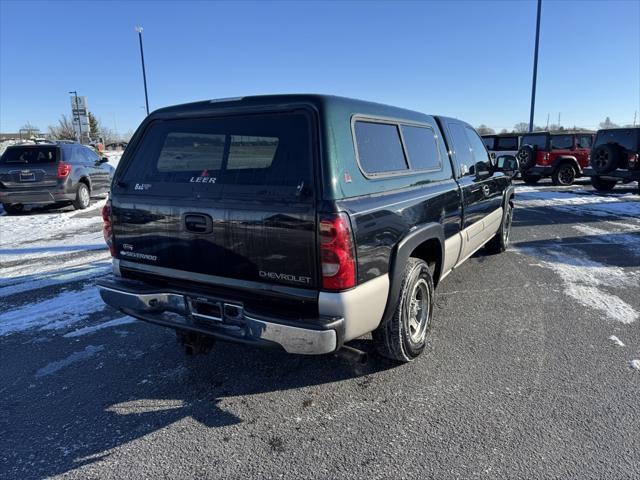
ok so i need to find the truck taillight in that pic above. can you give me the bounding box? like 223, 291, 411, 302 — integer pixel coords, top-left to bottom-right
102, 202, 115, 257
629, 153, 639, 168
544, 152, 550, 162
319, 213, 356, 291
57, 162, 71, 178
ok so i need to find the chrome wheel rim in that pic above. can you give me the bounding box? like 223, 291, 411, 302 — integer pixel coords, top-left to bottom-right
407, 278, 430, 343
80, 186, 89, 205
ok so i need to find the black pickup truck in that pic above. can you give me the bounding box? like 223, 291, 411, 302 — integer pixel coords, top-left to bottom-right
98, 95, 516, 362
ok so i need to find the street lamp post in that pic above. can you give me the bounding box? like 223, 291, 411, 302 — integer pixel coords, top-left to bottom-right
528, 0, 542, 133
69, 90, 82, 143
135, 26, 150, 116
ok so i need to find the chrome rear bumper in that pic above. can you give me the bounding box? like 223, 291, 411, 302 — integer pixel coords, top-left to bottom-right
97, 278, 341, 355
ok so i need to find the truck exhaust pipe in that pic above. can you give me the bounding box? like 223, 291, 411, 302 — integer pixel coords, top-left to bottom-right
336, 344, 368, 364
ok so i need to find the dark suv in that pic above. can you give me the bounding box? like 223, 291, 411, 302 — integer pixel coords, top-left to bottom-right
584, 128, 640, 193
98, 95, 516, 362
517, 132, 594, 185
0, 143, 113, 213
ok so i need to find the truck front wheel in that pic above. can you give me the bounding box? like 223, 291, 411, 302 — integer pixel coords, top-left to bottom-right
373, 258, 433, 363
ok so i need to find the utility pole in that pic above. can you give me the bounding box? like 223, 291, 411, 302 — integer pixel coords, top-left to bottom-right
557, 112, 561, 129
545, 113, 550, 130
135, 26, 150, 116
634, 111, 637, 127
528, 0, 542, 133
69, 90, 82, 143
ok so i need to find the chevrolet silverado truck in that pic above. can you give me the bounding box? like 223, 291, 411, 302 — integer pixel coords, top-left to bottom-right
583, 128, 640, 193
98, 95, 516, 362
517, 132, 594, 185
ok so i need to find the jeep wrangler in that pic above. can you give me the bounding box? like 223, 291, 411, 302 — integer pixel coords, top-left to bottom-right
517, 132, 594, 186
584, 128, 640, 193
98, 95, 516, 362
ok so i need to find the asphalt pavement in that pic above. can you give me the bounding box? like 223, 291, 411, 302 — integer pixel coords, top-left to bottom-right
1, 180, 639, 479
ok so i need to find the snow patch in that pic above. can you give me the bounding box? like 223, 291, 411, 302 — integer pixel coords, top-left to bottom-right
517, 189, 640, 220
0, 286, 106, 335
630, 360, 640, 371
36, 345, 104, 377
64, 316, 135, 338
608, 335, 625, 347
517, 246, 639, 324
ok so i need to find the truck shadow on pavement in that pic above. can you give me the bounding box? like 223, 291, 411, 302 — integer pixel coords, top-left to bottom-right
0, 320, 395, 479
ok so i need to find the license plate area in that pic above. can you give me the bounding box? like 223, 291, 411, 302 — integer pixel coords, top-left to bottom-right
187, 296, 244, 325
20, 172, 35, 182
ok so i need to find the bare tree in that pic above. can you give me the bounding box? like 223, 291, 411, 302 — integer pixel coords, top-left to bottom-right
499, 129, 508, 134
20, 122, 40, 138
476, 124, 495, 135
48, 114, 76, 140
513, 122, 530, 133
599, 117, 619, 129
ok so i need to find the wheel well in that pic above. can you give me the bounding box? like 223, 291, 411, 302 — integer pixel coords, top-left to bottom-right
409, 238, 442, 287
554, 157, 580, 172
78, 177, 91, 192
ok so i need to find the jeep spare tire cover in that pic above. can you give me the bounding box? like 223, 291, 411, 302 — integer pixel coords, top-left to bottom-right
518, 145, 536, 170
591, 144, 620, 174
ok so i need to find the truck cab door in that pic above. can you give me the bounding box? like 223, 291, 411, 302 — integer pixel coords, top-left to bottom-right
444, 121, 506, 261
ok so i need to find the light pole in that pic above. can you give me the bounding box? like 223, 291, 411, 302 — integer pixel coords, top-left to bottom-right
528, 0, 542, 133
135, 26, 150, 116
69, 90, 82, 143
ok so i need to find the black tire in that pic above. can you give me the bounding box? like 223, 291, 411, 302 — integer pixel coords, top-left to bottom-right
590, 176, 617, 192
522, 174, 541, 185
373, 258, 434, 363
517, 145, 536, 170
2, 203, 24, 215
485, 201, 513, 254
551, 162, 577, 186
591, 144, 621, 174
73, 183, 90, 210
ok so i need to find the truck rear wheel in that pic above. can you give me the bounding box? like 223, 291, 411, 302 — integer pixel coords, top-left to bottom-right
373, 258, 433, 362
590, 176, 617, 192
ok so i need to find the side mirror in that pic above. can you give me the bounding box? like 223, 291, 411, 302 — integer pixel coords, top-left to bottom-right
474, 161, 491, 180
496, 155, 519, 177
99, 157, 109, 164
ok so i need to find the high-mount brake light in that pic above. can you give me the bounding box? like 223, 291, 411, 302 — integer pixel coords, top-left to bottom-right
102, 202, 116, 257
57, 162, 71, 178
319, 213, 356, 291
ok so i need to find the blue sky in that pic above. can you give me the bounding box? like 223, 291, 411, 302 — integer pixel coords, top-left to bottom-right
1, 0, 638, 135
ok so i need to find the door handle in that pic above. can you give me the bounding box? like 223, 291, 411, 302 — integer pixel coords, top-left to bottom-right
482, 185, 491, 197
184, 213, 213, 234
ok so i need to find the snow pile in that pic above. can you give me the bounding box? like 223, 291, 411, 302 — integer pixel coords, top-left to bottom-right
631, 359, 640, 371
103, 150, 123, 168
0, 200, 110, 290
516, 189, 640, 220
